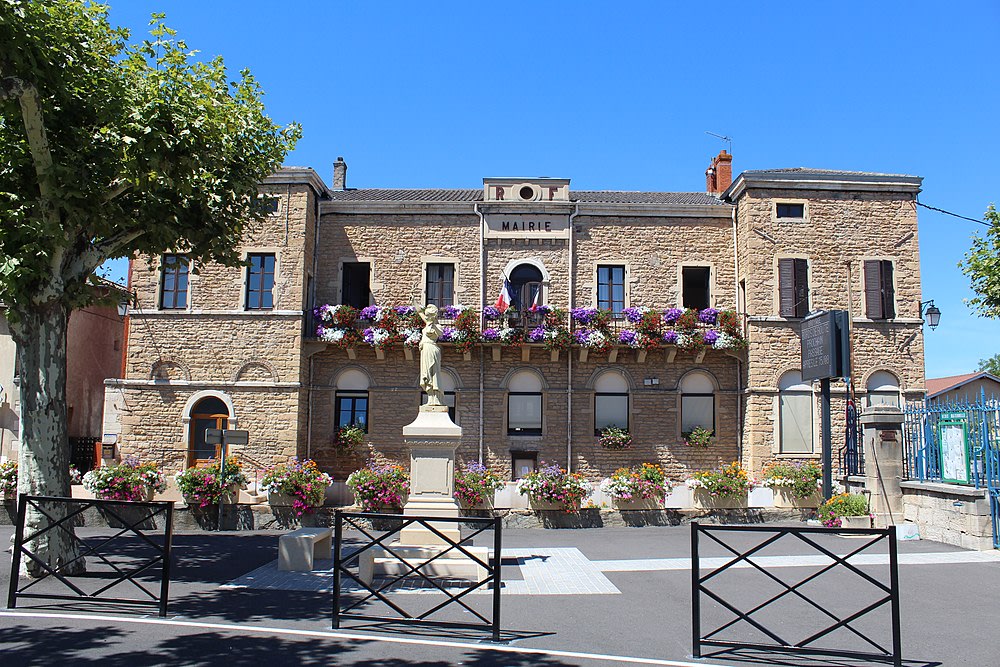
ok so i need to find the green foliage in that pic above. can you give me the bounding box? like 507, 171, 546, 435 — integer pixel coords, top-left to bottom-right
960, 204, 1000, 318
761, 461, 822, 499
818, 493, 870, 527
690, 461, 751, 499
0, 0, 300, 315
598, 425, 632, 450
683, 426, 714, 448
977, 352, 1000, 377
334, 425, 366, 452
174, 459, 248, 508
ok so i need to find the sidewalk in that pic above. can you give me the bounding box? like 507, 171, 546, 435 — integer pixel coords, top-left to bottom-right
2, 524, 999, 666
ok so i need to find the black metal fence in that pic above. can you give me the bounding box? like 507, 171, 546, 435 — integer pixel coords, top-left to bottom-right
332, 510, 501, 641
7, 495, 174, 617
691, 522, 901, 667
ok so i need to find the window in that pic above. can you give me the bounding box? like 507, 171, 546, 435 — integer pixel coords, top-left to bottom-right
866, 371, 901, 408
512, 452, 538, 480
188, 396, 228, 467
594, 370, 629, 434
778, 258, 810, 318
508, 370, 542, 435
245, 253, 276, 310
680, 371, 715, 434
597, 265, 626, 315
509, 263, 543, 311
682, 266, 711, 310
776, 203, 805, 219
864, 260, 895, 319
421, 368, 457, 423
342, 262, 371, 309
335, 369, 370, 432
778, 371, 814, 453
425, 263, 455, 308
159, 254, 189, 309
259, 196, 279, 214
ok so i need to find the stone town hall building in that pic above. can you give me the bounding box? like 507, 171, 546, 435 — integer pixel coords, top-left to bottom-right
106, 152, 926, 483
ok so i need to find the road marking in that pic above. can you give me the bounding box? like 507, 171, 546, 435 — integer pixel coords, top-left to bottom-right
595, 550, 1000, 572
0, 610, 722, 666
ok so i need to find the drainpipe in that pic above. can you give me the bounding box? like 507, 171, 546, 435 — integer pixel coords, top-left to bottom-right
730, 205, 743, 461
567, 203, 580, 472
475, 203, 486, 463
307, 192, 322, 459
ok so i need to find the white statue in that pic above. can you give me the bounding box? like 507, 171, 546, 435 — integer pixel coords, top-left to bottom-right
418, 304, 443, 406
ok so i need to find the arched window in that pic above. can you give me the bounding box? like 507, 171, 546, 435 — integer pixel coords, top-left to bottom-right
188, 396, 229, 467
594, 370, 629, 434
422, 368, 458, 424
778, 370, 814, 454
867, 371, 901, 408
508, 370, 543, 435
336, 369, 370, 432
680, 371, 715, 434
510, 263, 544, 312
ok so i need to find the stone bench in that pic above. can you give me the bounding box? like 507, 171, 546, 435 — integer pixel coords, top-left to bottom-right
278, 527, 332, 572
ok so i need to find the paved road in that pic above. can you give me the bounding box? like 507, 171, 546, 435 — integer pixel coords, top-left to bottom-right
2, 524, 999, 666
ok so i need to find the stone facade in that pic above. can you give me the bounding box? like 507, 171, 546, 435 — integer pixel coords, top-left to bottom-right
108, 158, 927, 488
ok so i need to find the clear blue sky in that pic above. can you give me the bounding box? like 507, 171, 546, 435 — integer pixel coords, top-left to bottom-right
106, 1, 1000, 379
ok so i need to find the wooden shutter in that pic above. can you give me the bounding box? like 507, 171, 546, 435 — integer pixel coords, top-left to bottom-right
864, 260, 883, 319
793, 259, 809, 318
778, 259, 796, 317
880, 260, 895, 319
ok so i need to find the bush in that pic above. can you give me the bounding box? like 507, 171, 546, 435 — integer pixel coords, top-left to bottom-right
454, 462, 505, 506
818, 493, 870, 528
334, 424, 366, 452
347, 463, 410, 511
260, 458, 333, 516
601, 463, 670, 501
761, 461, 822, 499
598, 425, 632, 450
516, 463, 589, 511
0, 460, 17, 496
175, 458, 248, 508
687, 461, 751, 500
82, 457, 167, 501
683, 426, 714, 448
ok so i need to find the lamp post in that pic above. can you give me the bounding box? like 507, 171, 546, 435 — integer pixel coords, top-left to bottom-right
919, 300, 941, 330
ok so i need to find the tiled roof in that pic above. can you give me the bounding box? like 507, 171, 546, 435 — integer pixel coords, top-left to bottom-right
925, 372, 1000, 398
741, 168, 921, 181
326, 189, 726, 205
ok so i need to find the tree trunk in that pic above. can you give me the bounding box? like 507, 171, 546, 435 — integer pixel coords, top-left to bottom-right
10, 300, 85, 576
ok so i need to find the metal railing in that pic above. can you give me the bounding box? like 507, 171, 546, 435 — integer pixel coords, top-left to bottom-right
841, 400, 866, 476
691, 522, 902, 667
332, 510, 502, 641
902, 393, 999, 487
7, 495, 174, 617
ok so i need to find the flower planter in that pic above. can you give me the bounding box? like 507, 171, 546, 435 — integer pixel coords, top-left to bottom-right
692, 488, 747, 509
839, 515, 872, 530
267, 491, 322, 509
183, 484, 240, 508
772, 488, 823, 509
612, 496, 665, 511
528, 498, 578, 512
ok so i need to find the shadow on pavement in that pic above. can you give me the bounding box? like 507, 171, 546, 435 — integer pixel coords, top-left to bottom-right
701, 646, 942, 667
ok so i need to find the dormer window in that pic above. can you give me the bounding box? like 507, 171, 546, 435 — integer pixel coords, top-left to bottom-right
775, 202, 805, 219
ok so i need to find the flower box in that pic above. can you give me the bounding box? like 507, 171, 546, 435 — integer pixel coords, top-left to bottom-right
529, 498, 577, 511
613, 496, 665, 511
267, 491, 322, 508
840, 515, 872, 530
692, 488, 747, 509
773, 488, 823, 508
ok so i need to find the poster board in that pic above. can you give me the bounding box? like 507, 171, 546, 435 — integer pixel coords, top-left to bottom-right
938, 413, 971, 485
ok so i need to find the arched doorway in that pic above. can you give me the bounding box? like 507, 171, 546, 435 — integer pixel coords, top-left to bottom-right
188, 396, 229, 467
509, 263, 544, 311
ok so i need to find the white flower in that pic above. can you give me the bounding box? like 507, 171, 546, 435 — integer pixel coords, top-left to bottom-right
685, 478, 705, 489
714, 332, 738, 349
319, 328, 345, 343
675, 333, 692, 348
585, 331, 608, 348
403, 328, 421, 346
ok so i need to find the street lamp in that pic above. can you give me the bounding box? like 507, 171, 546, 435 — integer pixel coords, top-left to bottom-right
919, 300, 941, 330
117, 291, 136, 319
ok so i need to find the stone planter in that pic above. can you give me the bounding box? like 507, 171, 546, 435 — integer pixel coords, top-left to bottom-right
267, 491, 323, 510
839, 515, 872, 529
612, 496, 666, 511
459, 496, 494, 511
692, 488, 748, 510
772, 487, 823, 509
528, 497, 578, 512
183, 484, 240, 507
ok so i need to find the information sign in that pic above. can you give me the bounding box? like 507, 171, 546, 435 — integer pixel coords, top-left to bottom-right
938, 414, 971, 485
801, 310, 850, 381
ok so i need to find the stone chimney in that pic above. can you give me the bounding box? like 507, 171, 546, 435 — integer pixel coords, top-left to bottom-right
333, 156, 347, 191
705, 150, 733, 195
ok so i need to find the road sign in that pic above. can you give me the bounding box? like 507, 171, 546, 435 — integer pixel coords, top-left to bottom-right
204, 428, 249, 446
801, 310, 850, 381
205, 428, 223, 445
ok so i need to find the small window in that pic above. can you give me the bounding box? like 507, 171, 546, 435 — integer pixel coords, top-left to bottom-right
245, 253, 276, 310
512, 452, 538, 480
778, 258, 810, 318
159, 254, 189, 310
335, 392, 368, 432
597, 265, 626, 315
594, 370, 629, 435
342, 262, 371, 309
508, 370, 542, 435
681, 371, 715, 433
259, 196, 280, 215
426, 263, 455, 308
864, 260, 895, 319
776, 203, 805, 219
682, 266, 711, 310
778, 370, 813, 453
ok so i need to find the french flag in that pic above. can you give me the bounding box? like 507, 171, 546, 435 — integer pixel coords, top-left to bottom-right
494, 279, 512, 313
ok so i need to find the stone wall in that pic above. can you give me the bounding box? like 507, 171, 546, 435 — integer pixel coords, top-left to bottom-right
901, 481, 993, 550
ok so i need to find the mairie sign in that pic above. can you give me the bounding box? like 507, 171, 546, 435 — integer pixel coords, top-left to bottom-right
483, 213, 570, 239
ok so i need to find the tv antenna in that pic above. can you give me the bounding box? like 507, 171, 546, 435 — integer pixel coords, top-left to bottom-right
705, 131, 733, 153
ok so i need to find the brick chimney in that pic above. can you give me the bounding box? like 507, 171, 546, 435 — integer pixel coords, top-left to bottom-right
333, 156, 347, 191
705, 150, 733, 195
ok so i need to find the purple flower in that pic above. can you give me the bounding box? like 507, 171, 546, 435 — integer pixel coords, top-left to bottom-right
574, 329, 592, 344
663, 308, 683, 324
698, 308, 719, 324
442, 305, 462, 319
571, 307, 599, 324
465, 461, 488, 475
394, 305, 416, 317
532, 304, 552, 315
527, 326, 545, 342
482, 305, 501, 320
439, 326, 456, 342
622, 307, 643, 323
618, 330, 638, 346
663, 331, 678, 344
359, 305, 380, 320
703, 329, 719, 345
362, 327, 375, 344
482, 327, 500, 342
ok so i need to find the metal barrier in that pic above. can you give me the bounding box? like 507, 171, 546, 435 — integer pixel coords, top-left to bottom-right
332, 510, 501, 640
7, 495, 174, 617
691, 522, 901, 667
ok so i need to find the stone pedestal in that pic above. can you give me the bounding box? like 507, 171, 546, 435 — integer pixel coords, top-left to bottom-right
861, 405, 905, 529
